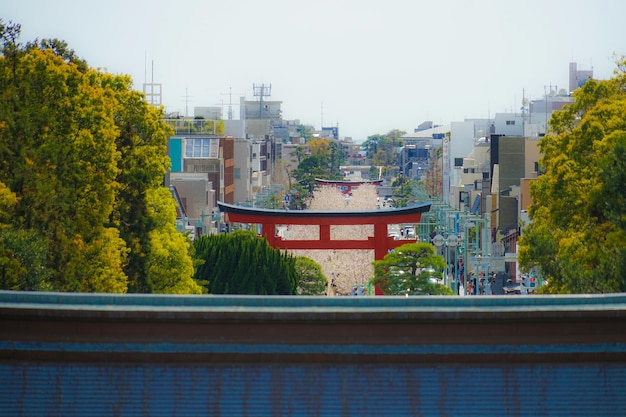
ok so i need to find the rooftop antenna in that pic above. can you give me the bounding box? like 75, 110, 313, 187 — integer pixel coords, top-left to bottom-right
182, 88, 192, 118
142, 58, 161, 106
321, 101, 324, 129
227, 87, 233, 120
543, 84, 556, 134
522, 88, 526, 137
219, 87, 242, 120
253, 83, 271, 118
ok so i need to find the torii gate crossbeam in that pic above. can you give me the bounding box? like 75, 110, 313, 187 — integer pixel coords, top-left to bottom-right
217, 202, 431, 261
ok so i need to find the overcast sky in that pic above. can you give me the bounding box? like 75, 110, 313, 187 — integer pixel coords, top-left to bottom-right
4, 0, 625, 140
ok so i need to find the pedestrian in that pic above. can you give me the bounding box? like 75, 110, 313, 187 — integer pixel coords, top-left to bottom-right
484, 279, 492, 295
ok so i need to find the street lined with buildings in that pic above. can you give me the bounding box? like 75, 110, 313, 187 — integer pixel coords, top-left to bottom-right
165, 63, 594, 294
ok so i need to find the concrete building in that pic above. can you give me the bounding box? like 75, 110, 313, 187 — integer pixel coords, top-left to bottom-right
166, 134, 234, 237
448, 138, 491, 212
527, 91, 573, 136
241, 98, 282, 123
489, 135, 541, 279
400, 124, 449, 182
233, 137, 253, 205
276, 143, 301, 174
250, 140, 269, 193
447, 119, 492, 206
569, 61, 593, 92
169, 172, 216, 236
494, 113, 525, 137
194, 106, 222, 120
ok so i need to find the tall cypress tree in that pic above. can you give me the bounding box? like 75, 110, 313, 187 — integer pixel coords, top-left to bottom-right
193, 230, 297, 295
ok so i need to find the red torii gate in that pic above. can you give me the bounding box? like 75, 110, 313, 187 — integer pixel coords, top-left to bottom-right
217, 202, 431, 263
314, 178, 383, 194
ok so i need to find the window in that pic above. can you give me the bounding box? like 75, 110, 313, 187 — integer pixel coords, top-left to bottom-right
506, 120, 515, 125
185, 138, 219, 158
234, 168, 240, 179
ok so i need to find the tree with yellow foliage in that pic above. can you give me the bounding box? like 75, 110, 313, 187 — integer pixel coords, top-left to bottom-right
518, 57, 626, 293
0, 21, 200, 293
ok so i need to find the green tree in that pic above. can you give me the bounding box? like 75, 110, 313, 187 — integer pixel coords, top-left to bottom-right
391, 175, 421, 207
0, 181, 51, 290
293, 146, 308, 164
370, 242, 451, 295
362, 130, 405, 166
144, 187, 202, 294
0, 21, 197, 294
104, 69, 179, 293
292, 138, 345, 184
327, 140, 344, 174
518, 58, 626, 294
368, 165, 380, 180
287, 183, 309, 210
371, 149, 388, 166
292, 154, 326, 196
291, 145, 344, 205
296, 125, 313, 141
0, 25, 127, 292
295, 256, 328, 295
193, 230, 297, 295
361, 134, 382, 160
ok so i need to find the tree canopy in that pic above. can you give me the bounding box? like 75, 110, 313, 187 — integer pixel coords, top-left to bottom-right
361, 129, 405, 167
518, 58, 626, 294
294, 256, 328, 295
193, 230, 297, 295
370, 242, 452, 295
291, 139, 345, 206
0, 21, 200, 293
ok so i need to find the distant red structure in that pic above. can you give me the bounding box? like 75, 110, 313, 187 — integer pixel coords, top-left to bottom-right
314, 178, 383, 194
217, 202, 430, 294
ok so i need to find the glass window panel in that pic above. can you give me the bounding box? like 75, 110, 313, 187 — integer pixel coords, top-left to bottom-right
185, 139, 193, 158
202, 139, 209, 158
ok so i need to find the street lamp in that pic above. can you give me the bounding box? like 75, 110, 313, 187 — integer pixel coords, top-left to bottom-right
431, 232, 459, 290
463, 221, 475, 295
403, 161, 413, 179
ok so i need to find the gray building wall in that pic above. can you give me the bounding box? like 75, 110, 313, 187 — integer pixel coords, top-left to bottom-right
497, 136, 526, 191
493, 136, 526, 235
234, 138, 252, 205
569, 61, 593, 92
183, 158, 223, 202
169, 172, 215, 237
223, 119, 245, 139
494, 113, 525, 136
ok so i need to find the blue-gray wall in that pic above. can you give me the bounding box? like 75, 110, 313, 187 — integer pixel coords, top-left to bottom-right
1, 292, 625, 416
